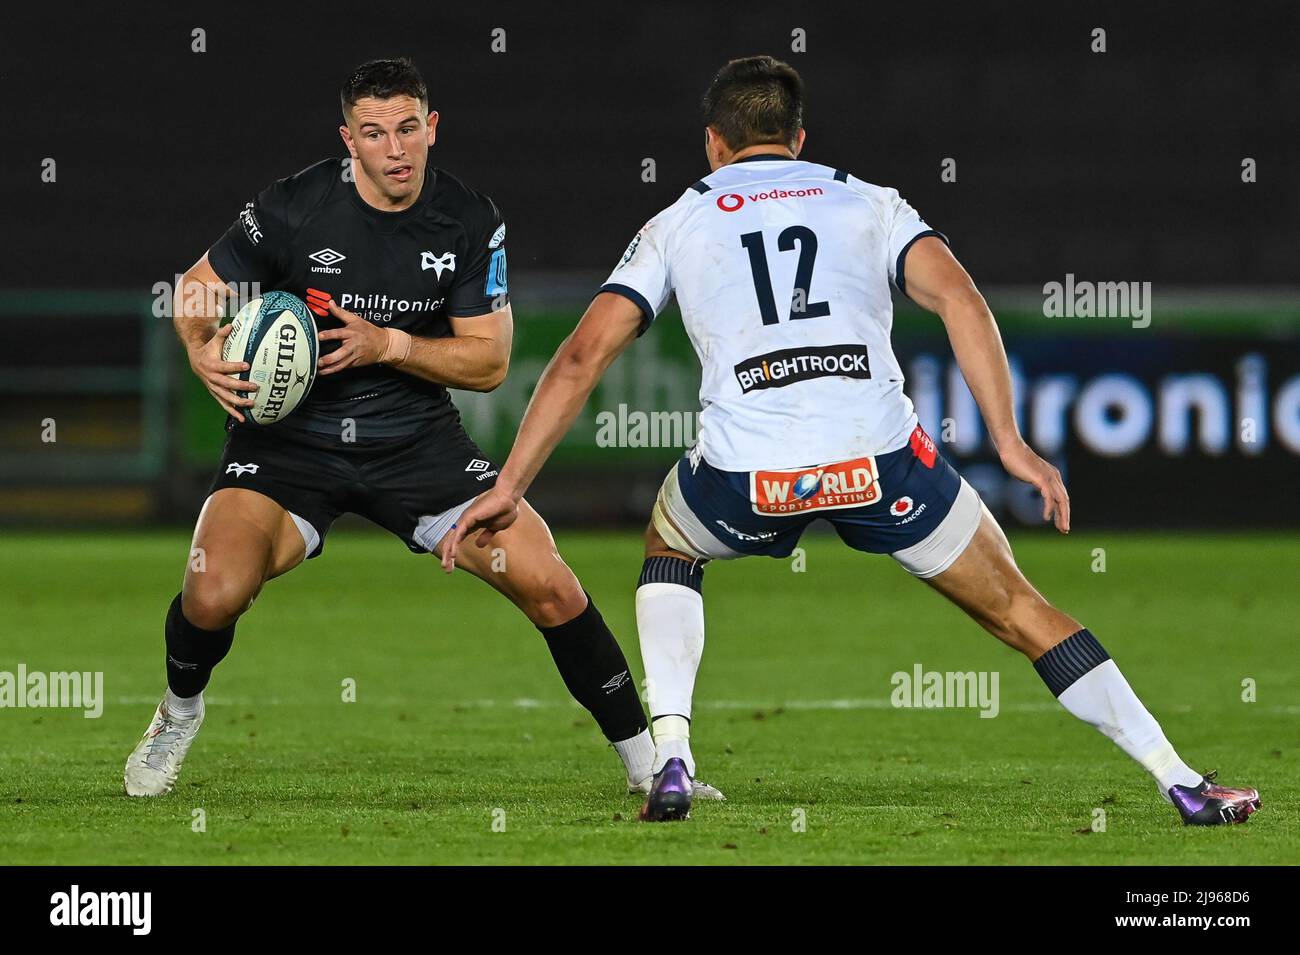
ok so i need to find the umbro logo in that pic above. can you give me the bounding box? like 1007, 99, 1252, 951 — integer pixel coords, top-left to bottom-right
309, 248, 346, 266
601, 670, 630, 694
309, 248, 345, 274
226, 463, 259, 477
465, 458, 498, 481
421, 250, 456, 279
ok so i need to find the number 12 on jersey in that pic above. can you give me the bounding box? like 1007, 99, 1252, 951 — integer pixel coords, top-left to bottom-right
740, 226, 830, 325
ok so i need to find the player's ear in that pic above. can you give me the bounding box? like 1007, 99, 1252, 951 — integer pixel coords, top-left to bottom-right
793, 127, 806, 156
426, 110, 439, 147
339, 122, 358, 159
704, 127, 725, 170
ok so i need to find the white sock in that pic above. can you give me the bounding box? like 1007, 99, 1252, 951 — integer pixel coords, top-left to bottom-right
636, 562, 706, 777
613, 729, 655, 785
652, 715, 695, 777
636, 580, 705, 720
1051, 658, 1203, 792
164, 687, 203, 721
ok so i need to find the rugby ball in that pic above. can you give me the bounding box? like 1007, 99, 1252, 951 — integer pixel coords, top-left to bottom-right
221, 291, 318, 425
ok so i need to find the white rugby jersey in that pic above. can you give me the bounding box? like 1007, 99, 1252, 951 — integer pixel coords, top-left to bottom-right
600, 155, 946, 471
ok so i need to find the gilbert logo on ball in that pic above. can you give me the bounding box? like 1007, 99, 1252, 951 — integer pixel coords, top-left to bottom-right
221, 290, 318, 425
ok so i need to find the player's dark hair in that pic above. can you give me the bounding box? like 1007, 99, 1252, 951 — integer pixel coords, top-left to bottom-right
701, 55, 804, 152
340, 58, 428, 115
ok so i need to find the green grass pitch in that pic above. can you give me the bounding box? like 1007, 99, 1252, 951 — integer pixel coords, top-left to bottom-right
1, 529, 1295, 864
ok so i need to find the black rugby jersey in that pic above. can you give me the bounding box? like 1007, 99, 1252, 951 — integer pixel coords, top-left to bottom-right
207, 157, 509, 437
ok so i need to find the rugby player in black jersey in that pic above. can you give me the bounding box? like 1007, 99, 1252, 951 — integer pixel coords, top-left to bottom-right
124, 58, 722, 804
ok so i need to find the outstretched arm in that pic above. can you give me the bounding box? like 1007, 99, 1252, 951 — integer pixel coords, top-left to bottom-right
902, 237, 1070, 532
440, 291, 644, 570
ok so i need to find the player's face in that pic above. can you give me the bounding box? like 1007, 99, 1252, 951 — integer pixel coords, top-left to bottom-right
340, 95, 438, 207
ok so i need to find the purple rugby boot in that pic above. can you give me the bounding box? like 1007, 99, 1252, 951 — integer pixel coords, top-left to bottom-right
1168, 771, 1261, 826
640, 757, 693, 822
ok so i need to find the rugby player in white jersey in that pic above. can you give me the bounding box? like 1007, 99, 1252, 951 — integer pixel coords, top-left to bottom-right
444, 56, 1260, 826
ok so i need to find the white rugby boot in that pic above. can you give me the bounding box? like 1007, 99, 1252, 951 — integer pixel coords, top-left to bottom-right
123, 695, 204, 796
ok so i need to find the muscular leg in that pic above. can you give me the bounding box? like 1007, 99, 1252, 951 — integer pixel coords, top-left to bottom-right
126, 488, 308, 796
920, 509, 1203, 793
435, 498, 586, 627
918, 508, 1079, 660
168, 489, 306, 700
437, 500, 653, 782
184, 489, 307, 629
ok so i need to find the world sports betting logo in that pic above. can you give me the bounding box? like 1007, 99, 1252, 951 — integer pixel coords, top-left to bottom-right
750, 457, 881, 515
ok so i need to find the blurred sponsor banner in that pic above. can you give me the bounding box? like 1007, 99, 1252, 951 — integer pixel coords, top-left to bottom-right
180, 308, 1300, 527
901, 335, 1299, 527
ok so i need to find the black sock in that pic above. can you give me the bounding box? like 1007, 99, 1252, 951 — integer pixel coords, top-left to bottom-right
164, 593, 236, 698
538, 593, 647, 742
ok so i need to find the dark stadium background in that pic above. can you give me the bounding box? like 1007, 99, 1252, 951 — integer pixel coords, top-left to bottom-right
1, 0, 1298, 876
1, 0, 1297, 528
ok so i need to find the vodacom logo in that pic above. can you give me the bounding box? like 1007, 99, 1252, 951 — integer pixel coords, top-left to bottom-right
716, 193, 745, 212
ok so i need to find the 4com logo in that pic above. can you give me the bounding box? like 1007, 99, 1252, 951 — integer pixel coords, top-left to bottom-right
750, 456, 881, 515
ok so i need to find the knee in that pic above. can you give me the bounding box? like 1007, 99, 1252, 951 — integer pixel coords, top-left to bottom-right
644, 520, 664, 557
183, 569, 259, 630
521, 571, 588, 629
644, 518, 684, 560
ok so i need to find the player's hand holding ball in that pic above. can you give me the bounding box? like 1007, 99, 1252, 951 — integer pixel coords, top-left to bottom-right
189, 323, 258, 423
317, 298, 412, 375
